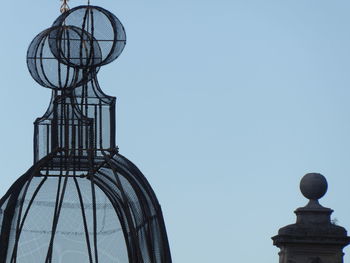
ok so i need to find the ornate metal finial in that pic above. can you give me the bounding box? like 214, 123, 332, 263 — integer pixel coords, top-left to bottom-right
27, 5, 127, 164
60, 0, 69, 13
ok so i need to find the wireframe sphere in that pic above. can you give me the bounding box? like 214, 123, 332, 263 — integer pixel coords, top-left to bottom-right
48, 25, 103, 69
27, 26, 95, 90
52, 5, 127, 67
300, 173, 328, 200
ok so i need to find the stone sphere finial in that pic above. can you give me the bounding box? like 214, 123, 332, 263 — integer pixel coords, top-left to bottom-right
300, 173, 328, 200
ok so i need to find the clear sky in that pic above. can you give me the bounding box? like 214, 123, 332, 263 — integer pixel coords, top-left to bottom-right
1, 0, 350, 262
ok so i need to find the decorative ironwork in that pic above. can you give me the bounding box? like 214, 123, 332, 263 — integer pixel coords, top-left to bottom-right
60, 0, 70, 13
0, 4, 172, 263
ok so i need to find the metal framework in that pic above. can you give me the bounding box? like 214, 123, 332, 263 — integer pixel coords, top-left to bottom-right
0, 5, 172, 263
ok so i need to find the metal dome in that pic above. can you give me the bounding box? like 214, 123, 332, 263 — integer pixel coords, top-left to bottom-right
0, 4, 171, 263
0, 152, 171, 262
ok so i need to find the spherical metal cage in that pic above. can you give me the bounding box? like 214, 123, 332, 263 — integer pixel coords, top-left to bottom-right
27, 26, 96, 90
52, 5, 127, 68
48, 25, 103, 69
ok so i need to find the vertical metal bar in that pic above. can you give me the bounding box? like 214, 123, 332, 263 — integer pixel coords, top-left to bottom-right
73, 178, 94, 263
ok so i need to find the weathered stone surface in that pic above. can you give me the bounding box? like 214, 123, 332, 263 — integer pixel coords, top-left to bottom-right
272, 173, 350, 263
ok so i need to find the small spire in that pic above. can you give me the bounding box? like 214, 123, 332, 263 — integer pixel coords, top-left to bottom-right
60, 0, 69, 13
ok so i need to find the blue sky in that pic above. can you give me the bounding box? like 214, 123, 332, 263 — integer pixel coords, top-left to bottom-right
1, 0, 350, 262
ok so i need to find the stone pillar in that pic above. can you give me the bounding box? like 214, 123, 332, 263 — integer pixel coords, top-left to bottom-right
272, 173, 350, 263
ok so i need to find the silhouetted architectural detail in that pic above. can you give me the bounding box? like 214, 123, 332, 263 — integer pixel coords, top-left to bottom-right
272, 173, 350, 263
0, 4, 172, 263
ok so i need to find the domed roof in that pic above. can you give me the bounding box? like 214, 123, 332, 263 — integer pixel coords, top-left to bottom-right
0, 152, 172, 262
0, 3, 171, 263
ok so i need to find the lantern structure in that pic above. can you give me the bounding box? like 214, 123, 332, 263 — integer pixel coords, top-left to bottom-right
0, 4, 172, 263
